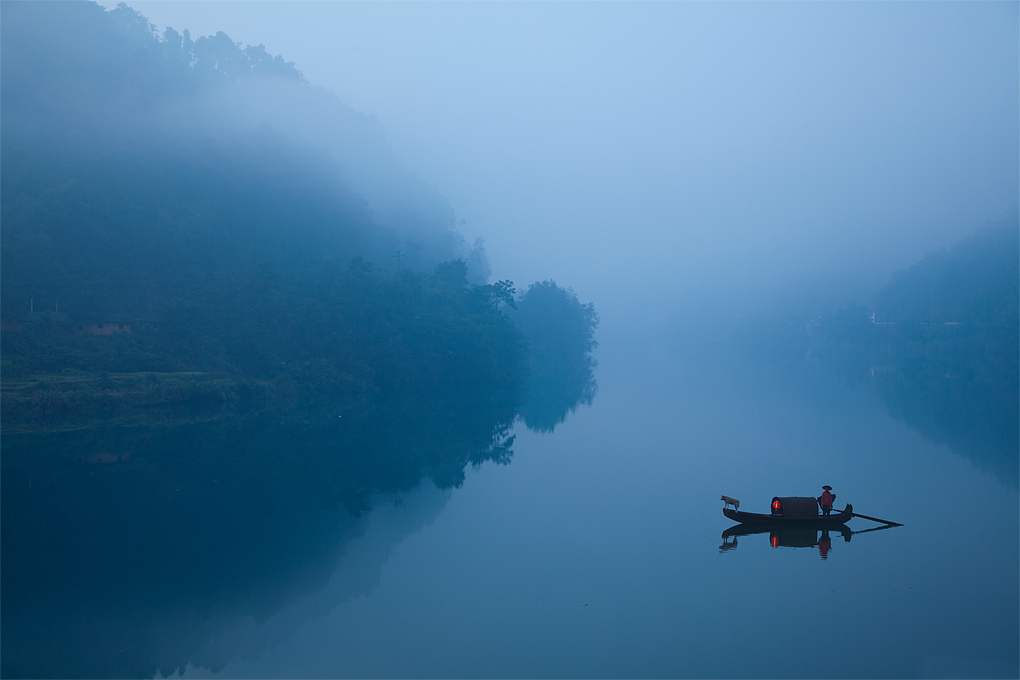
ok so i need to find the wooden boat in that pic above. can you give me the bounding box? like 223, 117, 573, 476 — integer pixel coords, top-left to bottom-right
722, 495, 853, 527
722, 508, 852, 528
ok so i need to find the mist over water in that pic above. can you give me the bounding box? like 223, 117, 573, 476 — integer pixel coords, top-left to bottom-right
2, 2, 1017, 678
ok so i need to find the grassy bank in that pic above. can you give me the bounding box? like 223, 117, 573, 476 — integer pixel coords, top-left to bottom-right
0, 371, 291, 434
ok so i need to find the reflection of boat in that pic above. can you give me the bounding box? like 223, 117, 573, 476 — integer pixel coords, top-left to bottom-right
721, 523, 851, 540
719, 523, 852, 554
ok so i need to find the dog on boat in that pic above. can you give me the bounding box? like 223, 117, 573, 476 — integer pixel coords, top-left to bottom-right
720, 495, 740, 510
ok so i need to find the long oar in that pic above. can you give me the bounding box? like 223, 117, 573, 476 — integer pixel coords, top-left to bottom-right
844, 508, 902, 527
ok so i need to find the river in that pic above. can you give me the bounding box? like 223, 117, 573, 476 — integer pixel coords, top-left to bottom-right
2, 330, 1017, 678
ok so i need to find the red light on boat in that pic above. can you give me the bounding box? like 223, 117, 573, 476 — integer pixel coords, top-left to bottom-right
772, 499, 782, 512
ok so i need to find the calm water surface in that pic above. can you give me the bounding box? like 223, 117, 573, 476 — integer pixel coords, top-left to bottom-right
3, 334, 1017, 678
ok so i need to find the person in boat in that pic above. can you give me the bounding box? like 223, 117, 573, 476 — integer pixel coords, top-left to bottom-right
817, 485, 835, 516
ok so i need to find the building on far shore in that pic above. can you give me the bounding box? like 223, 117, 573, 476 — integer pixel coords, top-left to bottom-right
77, 321, 132, 335
0, 310, 159, 335
75, 313, 159, 335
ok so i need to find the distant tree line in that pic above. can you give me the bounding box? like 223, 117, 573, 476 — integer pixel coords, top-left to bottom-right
808, 220, 1019, 482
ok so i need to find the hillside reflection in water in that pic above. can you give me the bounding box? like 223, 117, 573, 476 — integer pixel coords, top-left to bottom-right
1, 355, 594, 679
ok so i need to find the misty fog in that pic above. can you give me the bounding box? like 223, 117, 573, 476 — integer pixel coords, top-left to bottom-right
102, 0, 1018, 325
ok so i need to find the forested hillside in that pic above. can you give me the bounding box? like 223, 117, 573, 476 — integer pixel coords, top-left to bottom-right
1, 0, 480, 320
2, 1, 475, 277
0, 2, 598, 437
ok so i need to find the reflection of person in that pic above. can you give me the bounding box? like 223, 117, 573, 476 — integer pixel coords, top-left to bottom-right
818, 485, 835, 516
818, 530, 832, 560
